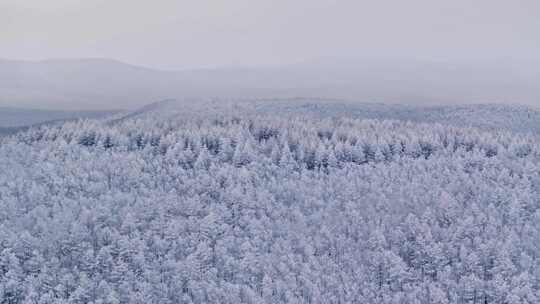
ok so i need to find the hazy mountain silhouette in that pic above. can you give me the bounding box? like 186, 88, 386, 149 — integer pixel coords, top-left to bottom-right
1, 57, 538, 110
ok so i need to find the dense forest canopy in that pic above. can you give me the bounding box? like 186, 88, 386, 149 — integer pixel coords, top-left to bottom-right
0, 102, 539, 303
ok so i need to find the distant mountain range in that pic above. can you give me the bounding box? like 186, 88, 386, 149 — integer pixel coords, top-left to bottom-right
1, 58, 539, 110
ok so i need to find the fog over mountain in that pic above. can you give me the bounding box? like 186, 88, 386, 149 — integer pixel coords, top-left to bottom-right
1, 57, 538, 110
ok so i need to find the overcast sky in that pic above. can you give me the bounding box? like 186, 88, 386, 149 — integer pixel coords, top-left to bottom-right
2, 0, 540, 70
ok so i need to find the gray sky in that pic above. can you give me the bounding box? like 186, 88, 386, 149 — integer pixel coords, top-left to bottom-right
2, 0, 540, 70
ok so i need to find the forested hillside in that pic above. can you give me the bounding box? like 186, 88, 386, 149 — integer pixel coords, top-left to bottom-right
256, 100, 540, 133
0, 107, 119, 128
0, 107, 119, 136
1, 102, 539, 303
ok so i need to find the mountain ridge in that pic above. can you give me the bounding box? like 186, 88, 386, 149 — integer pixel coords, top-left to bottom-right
2, 58, 539, 110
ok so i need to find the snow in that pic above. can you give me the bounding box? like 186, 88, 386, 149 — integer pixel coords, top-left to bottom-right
0, 100, 539, 303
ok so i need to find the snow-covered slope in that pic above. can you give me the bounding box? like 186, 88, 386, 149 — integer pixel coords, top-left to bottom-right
120, 98, 540, 134
255, 99, 540, 133
0, 107, 119, 128
0, 101, 540, 304
1, 100, 540, 303
0, 107, 119, 136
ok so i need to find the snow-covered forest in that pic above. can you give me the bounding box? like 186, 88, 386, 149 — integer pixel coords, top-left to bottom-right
1, 101, 540, 303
